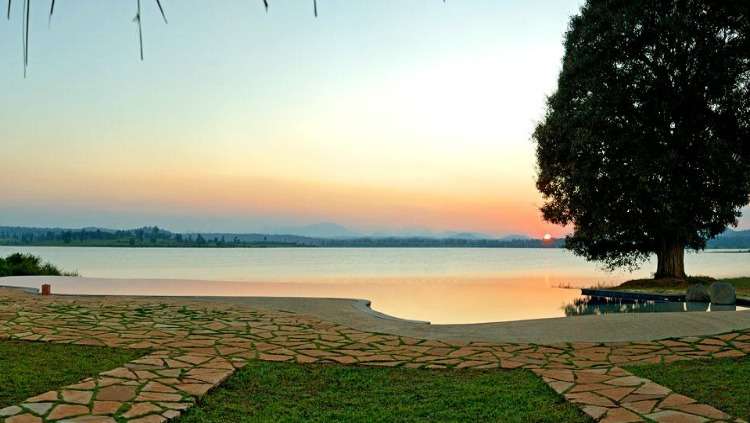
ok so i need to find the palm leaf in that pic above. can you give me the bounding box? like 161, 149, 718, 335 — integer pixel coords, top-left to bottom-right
155, 0, 167, 24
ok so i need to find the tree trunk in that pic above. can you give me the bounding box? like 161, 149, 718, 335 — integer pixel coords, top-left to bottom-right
655, 241, 686, 279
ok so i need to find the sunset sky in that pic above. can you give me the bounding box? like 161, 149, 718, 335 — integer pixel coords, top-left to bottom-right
1, 0, 748, 237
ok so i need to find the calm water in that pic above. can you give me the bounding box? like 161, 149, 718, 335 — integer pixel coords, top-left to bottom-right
0, 247, 748, 324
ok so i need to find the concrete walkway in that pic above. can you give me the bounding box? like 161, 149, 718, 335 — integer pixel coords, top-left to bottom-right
200, 296, 750, 344
3, 276, 750, 344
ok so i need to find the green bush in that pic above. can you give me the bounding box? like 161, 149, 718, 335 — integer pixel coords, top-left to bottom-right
0, 253, 76, 277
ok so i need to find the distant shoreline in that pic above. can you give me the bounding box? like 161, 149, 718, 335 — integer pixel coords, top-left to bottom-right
2, 225, 748, 249
0, 242, 562, 249
0, 243, 748, 251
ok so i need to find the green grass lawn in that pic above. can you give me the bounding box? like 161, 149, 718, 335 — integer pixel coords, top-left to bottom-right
626, 356, 750, 420
0, 340, 143, 408
612, 276, 750, 297
177, 360, 591, 423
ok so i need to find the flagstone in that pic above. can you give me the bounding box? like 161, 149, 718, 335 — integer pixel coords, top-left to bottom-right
566, 392, 617, 408
5, 414, 42, 423
91, 401, 122, 415
121, 402, 161, 419
634, 382, 671, 396
713, 350, 746, 359
99, 368, 137, 380
61, 390, 94, 405
0, 406, 23, 417
25, 391, 59, 403
575, 372, 613, 384
645, 410, 709, 423
605, 376, 644, 387
622, 400, 658, 414
600, 407, 643, 423
658, 393, 696, 408
47, 404, 90, 420
127, 415, 167, 423
66, 381, 97, 390
161, 409, 181, 419
597, 387, 637, 402
156, 402, 190, 411
95, 386, 137, 402
537, 369, 575, 382
174, 383, 214, 396
21, 402, 54, 416
134, 392, 183, 402
581, 405, 610, 420
546, 380, 573, 394
60, 415, 117, 422
142, 382, 177, 393
673, 403, 730, 419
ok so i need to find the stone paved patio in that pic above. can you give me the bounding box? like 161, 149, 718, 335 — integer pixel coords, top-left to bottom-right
0, 287, 749, 423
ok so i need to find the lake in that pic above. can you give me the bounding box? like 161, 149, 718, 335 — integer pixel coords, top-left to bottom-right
1, 247, 748, 324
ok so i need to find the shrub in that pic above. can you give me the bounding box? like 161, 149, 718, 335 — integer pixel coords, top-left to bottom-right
0, 254, 76, 277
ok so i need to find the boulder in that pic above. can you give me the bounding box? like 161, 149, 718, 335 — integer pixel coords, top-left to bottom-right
708, 282, 736, 305
685, 284, 710, 302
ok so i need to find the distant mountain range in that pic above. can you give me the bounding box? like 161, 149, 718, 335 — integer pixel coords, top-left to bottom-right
259, 222, 529, 240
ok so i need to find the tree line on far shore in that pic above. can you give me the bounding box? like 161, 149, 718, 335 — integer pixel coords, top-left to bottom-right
0, 226, 566, 248
0, 226, 747, 249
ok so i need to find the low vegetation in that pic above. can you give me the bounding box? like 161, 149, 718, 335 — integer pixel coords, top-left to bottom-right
177, 361, 590, 423
0, 340, 143, 408
626, 356, 750, 420
612, 277, 750, 297
0, 253, 77, 277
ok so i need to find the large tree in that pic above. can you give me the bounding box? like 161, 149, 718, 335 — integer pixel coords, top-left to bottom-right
534, 0, 750, 278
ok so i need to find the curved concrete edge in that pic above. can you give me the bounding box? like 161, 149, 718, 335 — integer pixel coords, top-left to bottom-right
351, 299, 431, 325
0, 284, 38, 294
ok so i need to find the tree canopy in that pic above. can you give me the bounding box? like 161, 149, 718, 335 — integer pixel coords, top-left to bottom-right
534, 0, 750, 278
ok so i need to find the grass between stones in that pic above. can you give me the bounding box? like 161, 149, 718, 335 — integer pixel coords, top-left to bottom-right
0, 340, 144, 408
626, 356, 750, 420
177, 360, 592, 423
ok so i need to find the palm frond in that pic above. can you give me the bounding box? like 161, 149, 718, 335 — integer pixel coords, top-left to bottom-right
135, 0, 143, 60
155, 0, 167, 24
23, 0, 30, 77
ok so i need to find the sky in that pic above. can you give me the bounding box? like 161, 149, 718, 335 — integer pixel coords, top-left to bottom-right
1, 0, 748, 237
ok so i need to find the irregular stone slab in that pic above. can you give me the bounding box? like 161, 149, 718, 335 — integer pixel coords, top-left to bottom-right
47, 404, 90, 420
91, 401, 122, 415
0, 406, 23, 417
645, 410, 708, 423
21, 402, 54, 416
5, 414, 43, 423
62, 390, 94, 405
95, 386, 136, 402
